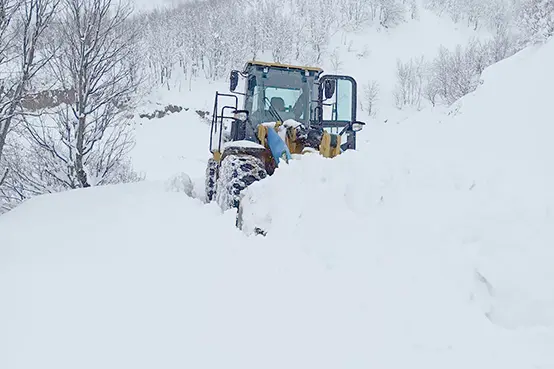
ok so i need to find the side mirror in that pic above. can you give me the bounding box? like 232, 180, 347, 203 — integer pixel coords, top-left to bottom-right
352, 121, 365, 132
339, 120, 365, 136
229, 70, 239, 91
324, 79, 335, 99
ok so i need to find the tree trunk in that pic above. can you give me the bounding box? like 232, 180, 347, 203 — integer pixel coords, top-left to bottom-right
75, 115, 89, 187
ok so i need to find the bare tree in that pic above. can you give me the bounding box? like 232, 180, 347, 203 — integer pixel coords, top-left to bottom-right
0, 167, 7, 187
329, 47, 343, 73
0, 137, 60, 211
517, 0, 554, 44
379, 0, 406, 28
24, 0, 141, 189
410, 0, 419, 20
393, 56, 425, 109
362, 80, 379, 116
423, 73, 439, 107
0, 0, 59, 186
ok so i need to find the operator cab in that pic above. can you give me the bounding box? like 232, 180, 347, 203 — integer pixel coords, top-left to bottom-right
241, 61, 321, 126
229, 61, 322, 141
209, 60, 364, 156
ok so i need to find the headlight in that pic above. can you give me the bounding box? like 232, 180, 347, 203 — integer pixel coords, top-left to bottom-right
234, 111, 248, 121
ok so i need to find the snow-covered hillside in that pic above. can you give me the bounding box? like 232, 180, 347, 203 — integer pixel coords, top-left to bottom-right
2, 25, 554, 369
140, 5, 490, 125
131, 107, 211, 183
240, 35, 554, 336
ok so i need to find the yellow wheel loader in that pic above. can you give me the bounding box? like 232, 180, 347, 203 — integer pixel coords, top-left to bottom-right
205, 61, 365, 226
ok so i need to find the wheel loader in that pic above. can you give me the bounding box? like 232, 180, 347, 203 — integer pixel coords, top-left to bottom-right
205, 60, 365, 219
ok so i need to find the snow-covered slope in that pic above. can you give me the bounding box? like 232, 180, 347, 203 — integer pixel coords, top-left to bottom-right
131, 107, 211, 183
130, 0, 187, 12
141, 5, 488, 125
2, 22, 553, 369
322, 8, 490, 118
0, 168, 550, 369
0, 178, 538, 369
240, 36, 554, 341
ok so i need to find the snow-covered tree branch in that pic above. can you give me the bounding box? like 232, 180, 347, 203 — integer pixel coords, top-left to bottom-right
0, 0, 59, 176
22, 0, 141, 190
517, 0, 554, 44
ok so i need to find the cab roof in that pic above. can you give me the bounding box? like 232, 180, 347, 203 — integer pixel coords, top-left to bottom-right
244, 60, 324, 73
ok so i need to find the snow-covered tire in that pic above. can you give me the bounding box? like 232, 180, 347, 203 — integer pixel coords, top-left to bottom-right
236, 200, 267, 236
205, 157, 219, 203
215, 153, 267, 211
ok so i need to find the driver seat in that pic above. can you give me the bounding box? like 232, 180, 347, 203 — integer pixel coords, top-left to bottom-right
270, 97, 285, 112
270, 97, 294, 121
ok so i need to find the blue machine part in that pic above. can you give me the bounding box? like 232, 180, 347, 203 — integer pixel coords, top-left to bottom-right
266, 128, 292, 165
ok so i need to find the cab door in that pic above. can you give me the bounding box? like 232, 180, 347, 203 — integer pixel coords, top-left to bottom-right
316, 75, 361, 150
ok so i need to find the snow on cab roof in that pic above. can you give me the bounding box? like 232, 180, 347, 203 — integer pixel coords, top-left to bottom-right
245, 60, 324, 73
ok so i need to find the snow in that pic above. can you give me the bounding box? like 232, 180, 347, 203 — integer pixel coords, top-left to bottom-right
129, 0, 190, 12
140, 6, 490, 128
238, 36, 554, 365
131, 108, 211, 182
222, 140, 265, 150
282, 119, 304, 128
2, 9, 554, 369
0, 173, 549, 369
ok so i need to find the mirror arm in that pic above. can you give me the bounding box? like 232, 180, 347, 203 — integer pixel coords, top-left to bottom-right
338, 122, 351, 136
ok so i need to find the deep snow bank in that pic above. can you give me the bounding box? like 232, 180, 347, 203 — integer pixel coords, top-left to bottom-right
1, 164, 547, 369
442, 38, 554, 331
130, 106, 212, 202
0, 181, 364, 369
239, 38, 554, 353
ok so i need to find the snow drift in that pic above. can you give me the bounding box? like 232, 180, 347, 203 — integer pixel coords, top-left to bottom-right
0, 182, 356, 369
2, 39, 554, 369
239, 36, 554, 358
1, 174, 548, 369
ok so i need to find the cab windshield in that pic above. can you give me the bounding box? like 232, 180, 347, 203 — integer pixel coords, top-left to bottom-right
245, 67, 315, 127
252, 86, 305, 122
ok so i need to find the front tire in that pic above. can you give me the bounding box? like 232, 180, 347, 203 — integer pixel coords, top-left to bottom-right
215, 153, 267, 211
205, 157, 219, 203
